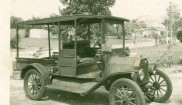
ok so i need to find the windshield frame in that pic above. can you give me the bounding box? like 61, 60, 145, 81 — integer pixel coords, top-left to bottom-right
101, 19, 126, 50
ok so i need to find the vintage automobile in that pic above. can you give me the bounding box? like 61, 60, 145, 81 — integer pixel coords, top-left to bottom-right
16, 15, 172, 105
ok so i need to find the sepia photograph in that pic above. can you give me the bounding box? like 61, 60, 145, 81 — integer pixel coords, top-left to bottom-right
5, 0, 182, 105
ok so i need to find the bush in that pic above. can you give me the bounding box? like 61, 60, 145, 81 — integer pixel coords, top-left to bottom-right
10, 37, 20, 48
156, 45, 174, 67
32, 47, 43, 58
177, 30, 182, 43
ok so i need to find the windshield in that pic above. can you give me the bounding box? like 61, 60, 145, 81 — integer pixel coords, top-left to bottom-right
60, 21, 125, 51
104, 23, 124, 49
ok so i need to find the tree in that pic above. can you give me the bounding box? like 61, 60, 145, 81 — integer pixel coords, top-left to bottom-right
10, 16, 23, 28
174, 17, 182, 35
175, 17, 182, 43
162, 2, 181, 43
151, 29, 158, 46
48, 14, 60, 37
59, 0, 115, 15
58, 0, 115, 43
125, 19, 147, 48
29, 16, 47, 29
177, 30, 182, 43
50, 13, 60, 17
125, 19, 147, 36
10, 16, 23, 48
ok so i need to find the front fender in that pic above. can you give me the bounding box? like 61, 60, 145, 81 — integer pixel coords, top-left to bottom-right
20, 63, 51, 85
81, 71, 135, 96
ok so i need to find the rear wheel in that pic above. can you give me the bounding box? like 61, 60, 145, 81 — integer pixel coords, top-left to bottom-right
109, 78, 145, 105
24, 69, 46, 100
147, 69, 172, 102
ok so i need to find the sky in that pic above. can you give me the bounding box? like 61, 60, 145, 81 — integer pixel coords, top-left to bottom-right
11, 0, 182, 27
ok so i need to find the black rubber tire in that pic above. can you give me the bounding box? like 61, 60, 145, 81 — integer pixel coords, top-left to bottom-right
24, 69, 46, 100
109, 78, 145, 105
148, 69, 172, 103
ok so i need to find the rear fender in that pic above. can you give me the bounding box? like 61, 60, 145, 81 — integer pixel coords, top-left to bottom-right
20, 63, 51, 85
81, 72, 133, 96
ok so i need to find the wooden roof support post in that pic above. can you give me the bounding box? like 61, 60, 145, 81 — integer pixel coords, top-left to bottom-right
87, 24, 90, 41
16, 25, 19, 58
101, 19, 105, 44
122, 22, 125, 49
74, 20, 77, 61
58, 22, 62, 50
48, 25, 51, 57
58, 22, 61, 75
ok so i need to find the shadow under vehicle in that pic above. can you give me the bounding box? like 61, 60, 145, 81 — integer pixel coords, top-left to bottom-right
16, 15, 172, 105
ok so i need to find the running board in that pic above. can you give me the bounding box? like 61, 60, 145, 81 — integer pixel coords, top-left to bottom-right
45, 78, 98, 96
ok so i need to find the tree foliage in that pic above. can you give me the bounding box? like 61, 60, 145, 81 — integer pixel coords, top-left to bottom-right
58, 0, 115, 43
10, 16, 23, 48
177, 30, 182, 43
10, 16, 23, 28
125, 19, 147, 47
162, 2, 181, 38
125, 19, 147, 36
50, 13, 60, 17
28, 16, 47, 29
174, 17, 182, 36
59, 0, 115, 15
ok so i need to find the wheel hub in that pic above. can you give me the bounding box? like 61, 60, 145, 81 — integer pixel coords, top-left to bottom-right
153, 82, 160, 90
123, 96, 129, 101
32, 81, 36, 85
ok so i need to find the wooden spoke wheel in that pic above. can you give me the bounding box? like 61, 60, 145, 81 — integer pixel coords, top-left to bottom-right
24, 69, 46, 100
109, 78, 145, 105
147, 69, 172, 102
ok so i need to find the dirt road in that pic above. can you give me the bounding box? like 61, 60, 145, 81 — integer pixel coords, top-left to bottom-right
149, 65, 182, 105
11, 79, 109, 105
10, 65, 182, 105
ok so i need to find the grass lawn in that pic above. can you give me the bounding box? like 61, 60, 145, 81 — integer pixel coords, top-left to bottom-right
132, 43, 182, 65
11, 38, 182, 66
19, 38, 59, 50
11, 37, 153, 51
11, 38, 59, 52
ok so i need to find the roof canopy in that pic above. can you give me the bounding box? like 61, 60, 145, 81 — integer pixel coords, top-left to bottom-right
17, 15, 129, 25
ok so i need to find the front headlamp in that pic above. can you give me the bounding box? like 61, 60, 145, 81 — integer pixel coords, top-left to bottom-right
152, 65, 157, 74
139, 69, 144, 80
149, 65, 157, 75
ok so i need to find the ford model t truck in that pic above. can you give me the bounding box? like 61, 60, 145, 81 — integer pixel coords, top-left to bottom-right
16, 15, 172, 105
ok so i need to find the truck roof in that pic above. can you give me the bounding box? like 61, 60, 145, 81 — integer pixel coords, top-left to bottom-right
17, 15, 129, 25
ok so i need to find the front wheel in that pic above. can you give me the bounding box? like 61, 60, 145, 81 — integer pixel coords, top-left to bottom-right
24, 69, 46, 100
109, 78, 145, 105
146, 69, 172, 102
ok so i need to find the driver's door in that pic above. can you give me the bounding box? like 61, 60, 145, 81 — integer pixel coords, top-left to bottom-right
59, 49, 77, 77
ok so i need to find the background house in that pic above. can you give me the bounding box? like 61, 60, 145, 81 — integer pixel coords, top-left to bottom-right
142, 27, 165, 37
29, 29, 48, 38
142, 27, 168, 44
